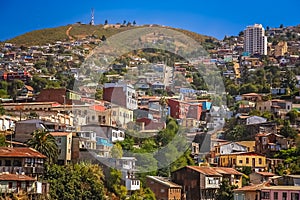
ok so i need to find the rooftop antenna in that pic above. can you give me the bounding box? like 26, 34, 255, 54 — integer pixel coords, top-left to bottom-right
90, 8, 95, 25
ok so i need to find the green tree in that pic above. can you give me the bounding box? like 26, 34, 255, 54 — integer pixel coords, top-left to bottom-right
111, 143, 123, 159
45, 163, 105, 200
280, 120, 298, 139
8, 79, 24, 100
0, 89, 8, 98
106, 168, 127, 200
0, 134, 7, 147
287, 110, 299, 124
224, 125, 249, 141
27, 129, 58, 164
159, 96, 168, 122
239, 83, 259, 94
216, 179, 238, 200
129, 187, 156, 200
275, 147, 300, 175
0, 103, 5, 116
95, 89, 103, 100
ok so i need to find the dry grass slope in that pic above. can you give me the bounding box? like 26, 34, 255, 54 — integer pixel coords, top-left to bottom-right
6, 24, 217, 46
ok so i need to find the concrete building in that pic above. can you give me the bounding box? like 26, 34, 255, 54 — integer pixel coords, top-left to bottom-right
275, 41, 288, 57
50, 132, 72, 165
115, 157, 140, 191
103, 83, 138, 110
168, 99, 202, 121
244, 24, 268, 55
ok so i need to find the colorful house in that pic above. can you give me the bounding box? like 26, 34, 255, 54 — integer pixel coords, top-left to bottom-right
219, 152, 267, 171
261, 186, 300, 200
146, 176, 182, 200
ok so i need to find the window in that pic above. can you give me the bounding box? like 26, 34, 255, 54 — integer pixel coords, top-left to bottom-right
291, 193, 299, 200
56, 138, 62, 144
246, 158, 249, 164
13, 160, 21, 167
261, 192, 270, 199
239, 160, 243, 164
259, 158, 262, 165
5, 160, 11, 166
161, 189, 165, 193
8, 182, 12, 189
274, 192, 278, 200
283, 192, 287, 200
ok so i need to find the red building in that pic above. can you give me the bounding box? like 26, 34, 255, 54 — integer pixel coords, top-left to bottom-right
103, 83, 138, 110
36, 88, 81, 105
168, 99, 202, 120
1, 70, 32, 82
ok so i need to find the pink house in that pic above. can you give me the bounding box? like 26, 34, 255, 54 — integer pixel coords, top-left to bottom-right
261, 186, 300, 200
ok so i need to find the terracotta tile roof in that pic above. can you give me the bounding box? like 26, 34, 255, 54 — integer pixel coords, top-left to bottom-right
0, 147, 46, 158
187, 166, 222, 176
50, 132, 72, 137
147, 176, 182, 188
0, 173, 36, 181
213, 167, 243, 175
256, 172, 275, 177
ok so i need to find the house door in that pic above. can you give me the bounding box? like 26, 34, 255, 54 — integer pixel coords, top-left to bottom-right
252, 158, 256, 168
17, 181, 21, 192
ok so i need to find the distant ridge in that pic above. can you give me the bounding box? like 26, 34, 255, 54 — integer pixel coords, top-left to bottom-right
6, 24, 217, 46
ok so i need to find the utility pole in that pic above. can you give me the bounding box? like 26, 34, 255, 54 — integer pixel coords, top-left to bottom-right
90, 8, 95, 25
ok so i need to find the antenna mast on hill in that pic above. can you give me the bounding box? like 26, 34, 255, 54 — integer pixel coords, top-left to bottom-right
90, 8, 95, 25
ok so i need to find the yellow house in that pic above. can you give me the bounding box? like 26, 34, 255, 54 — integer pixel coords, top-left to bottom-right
236, 141, 256, 152
219, 152, 266, 171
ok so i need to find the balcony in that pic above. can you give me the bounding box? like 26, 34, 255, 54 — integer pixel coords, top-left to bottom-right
0, 186, 38, 194
0, 166, 44, 175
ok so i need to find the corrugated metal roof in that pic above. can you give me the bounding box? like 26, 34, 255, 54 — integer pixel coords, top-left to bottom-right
147, 176, 182, 188
187, 166, 222, 176
256, 172, 275, 176
0, 147, 46, 158
0, 173, 36, 181
234, 183, 267, 191
213, 167, 243, 175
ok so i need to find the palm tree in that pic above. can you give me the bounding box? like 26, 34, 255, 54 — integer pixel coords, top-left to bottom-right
159, 96, 168, 122
27, 129, 58, 164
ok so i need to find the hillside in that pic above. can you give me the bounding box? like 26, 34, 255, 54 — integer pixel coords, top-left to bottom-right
6, 23, 217, 46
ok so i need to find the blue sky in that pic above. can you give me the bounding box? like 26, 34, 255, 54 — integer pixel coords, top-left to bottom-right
1, 0, 300, 41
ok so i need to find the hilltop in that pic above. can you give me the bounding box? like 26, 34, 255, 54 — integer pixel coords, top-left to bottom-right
5, 23, 217, 47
